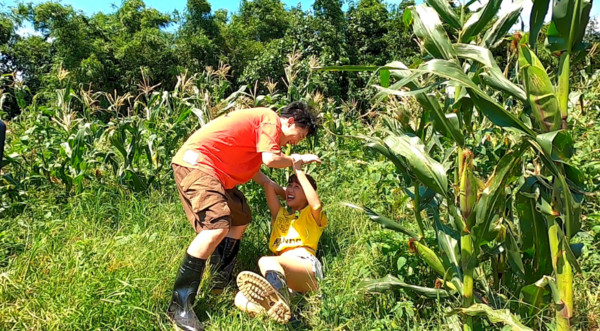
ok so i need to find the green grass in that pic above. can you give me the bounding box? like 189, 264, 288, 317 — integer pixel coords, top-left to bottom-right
2, 135, 600, 330
0, 145, 446, 330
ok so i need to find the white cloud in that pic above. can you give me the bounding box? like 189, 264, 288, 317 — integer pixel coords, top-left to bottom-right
15, 24, 42, 37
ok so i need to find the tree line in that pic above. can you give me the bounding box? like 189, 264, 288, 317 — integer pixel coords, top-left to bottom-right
0, 0, 419, 117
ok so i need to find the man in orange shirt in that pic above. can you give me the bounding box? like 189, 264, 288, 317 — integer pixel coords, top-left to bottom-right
167, 101, 320, 331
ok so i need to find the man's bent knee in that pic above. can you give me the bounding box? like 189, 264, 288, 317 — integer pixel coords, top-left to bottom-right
188, 227, 230, 259
227, 225, 248, 239
201, 227, 229, 244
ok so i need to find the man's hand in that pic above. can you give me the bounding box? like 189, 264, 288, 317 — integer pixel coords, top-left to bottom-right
291, 153, 322, 167
292, 155, 303, 171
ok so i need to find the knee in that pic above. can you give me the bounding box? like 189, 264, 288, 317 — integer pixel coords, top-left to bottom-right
257, 256, 271, 269
211, 228, 229, 242
258, 256, 277, 272
201, 227, 229, 246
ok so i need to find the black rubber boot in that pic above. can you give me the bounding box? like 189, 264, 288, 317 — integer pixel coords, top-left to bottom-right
265, 270, 290, 303
167, 252, 205, 331
209, 237, 240, 293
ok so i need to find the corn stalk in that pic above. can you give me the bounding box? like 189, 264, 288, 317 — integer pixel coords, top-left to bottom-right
328, 0, 589, 329
525, 0, 591, 327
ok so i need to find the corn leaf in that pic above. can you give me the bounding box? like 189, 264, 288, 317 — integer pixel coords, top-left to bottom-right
411, 59, 534, 135
529, 0, 551, 49
521, 275, 562, 310
380, 69, 390, 88
453, 44, 526, 102
527, 138, 580, 239
364, 138, 410, 175
460, 0, 503, 43
516, 177, 553, 282
472, 146, 525, 247
425, 0, 461, 30
564, 163, 586, 192
518, 45, 562, 132
520, 275, 559, 315
434, 216, 462, 280
383, 64, 466, 145
384, 133, 448, 196
454, 304, 533, 331
412, 5, 457, 60
535, 130, 574, 161
361, 274, 451, 298
454, 43, 502, 69
547, 0, 592, 53
403, 7, 413, 27
505, 228, 526, 277
344, 203, 420, 238
480, 70, 527, 102
556, 223, 582, 273
483, 0, 523, 48
424, 93, 465, 146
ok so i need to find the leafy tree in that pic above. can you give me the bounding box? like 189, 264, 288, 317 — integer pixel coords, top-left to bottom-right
0, 13, 12, 46
221, 0, 290, 84
174, 0, 222, 73
237, 0, 289, 42
0, 0, 426, 109
314, 0, 345, 33
9, 1, 178, 95
385, 1, 419, 63
346, 0, 389, 65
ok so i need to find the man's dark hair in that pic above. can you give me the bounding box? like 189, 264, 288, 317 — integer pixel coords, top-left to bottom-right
280, 101, 318, 136
288, 174, 317, 191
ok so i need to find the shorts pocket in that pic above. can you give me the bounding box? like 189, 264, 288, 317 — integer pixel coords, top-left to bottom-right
181, 170, 227, 213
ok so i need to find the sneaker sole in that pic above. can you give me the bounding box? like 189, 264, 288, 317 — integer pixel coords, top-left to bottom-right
236, 271, 291, 324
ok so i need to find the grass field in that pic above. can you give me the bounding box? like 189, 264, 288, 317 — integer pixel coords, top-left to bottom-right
2, 124, 600, 330
1, 116, 600, 330
0, 136, 445, 330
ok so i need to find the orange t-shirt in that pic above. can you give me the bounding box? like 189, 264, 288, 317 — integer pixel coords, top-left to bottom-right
172, 108, 281, 189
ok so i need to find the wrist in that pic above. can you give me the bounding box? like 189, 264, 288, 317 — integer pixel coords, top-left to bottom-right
290, 154, 304, 167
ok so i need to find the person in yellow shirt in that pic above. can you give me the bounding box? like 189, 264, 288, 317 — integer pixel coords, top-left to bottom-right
235, 156, 327, 324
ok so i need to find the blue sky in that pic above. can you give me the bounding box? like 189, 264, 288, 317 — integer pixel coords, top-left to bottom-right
0, 0, 341, 15
1, 0, 599, 33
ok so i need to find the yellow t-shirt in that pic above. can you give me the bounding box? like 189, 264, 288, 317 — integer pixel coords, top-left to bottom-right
268, 206, 328, 255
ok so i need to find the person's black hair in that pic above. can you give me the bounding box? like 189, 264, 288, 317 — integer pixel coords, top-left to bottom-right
288, 174, 317, 191
280, 101, 317, 136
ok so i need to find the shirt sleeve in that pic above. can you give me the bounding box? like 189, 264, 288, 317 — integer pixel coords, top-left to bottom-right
273, 206, 285, 223
256, 119, 281, 153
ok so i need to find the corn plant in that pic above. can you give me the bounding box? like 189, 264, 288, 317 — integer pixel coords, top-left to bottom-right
328, 0, 591, 329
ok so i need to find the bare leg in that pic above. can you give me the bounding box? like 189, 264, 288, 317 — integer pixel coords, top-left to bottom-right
188, 227, 228, 259
258, 256, 318, 293
226, 224, 248, 239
